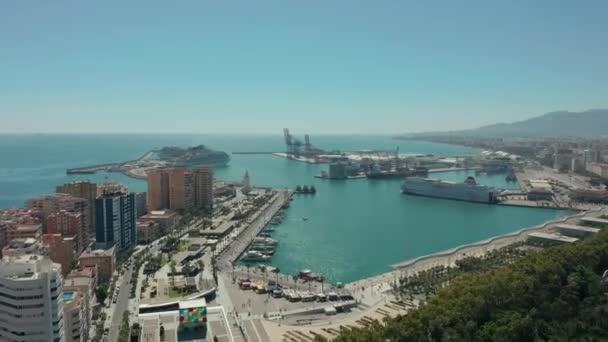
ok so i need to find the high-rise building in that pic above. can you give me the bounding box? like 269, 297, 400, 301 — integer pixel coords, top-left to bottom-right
95, 187, 136, 251
0, 254, 64, 342
56, 181, 97, 239
134, 192, 147, 218
584, 149, 599, 172
147, 167, 214, 212
191, 166, 214, 209
147, 168, 189, 211
47, 210, 84, 252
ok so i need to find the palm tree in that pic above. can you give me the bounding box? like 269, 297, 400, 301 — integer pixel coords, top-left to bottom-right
292, 275, 298, 288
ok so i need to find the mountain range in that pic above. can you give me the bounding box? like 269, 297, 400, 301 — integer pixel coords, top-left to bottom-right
405, 109, 608, 138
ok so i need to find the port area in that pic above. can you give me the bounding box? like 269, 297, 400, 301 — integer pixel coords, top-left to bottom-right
495, 164, 599, 211
248, 207, 607, 341
66, 149, 166, 179
314, 167, 472, 180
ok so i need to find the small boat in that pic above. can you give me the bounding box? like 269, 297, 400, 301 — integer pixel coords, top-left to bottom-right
249, 248, 274, 256
298, 269, 324, 282
263, 227, 276, 232
302, 217, 309, 221
240, 251, 271, 262
252, 237, 278, 246
248, 244, 275, 252
259, 232, 272, 238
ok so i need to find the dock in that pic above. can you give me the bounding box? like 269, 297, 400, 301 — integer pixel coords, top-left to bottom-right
66, 150, 155, 175
216, 189, 293, 267
232, 152, 281, 155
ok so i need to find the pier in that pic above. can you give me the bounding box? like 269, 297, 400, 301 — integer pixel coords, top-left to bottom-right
216, 189, 293, 268
232, 151, 281, 155
66, 150, 155, 175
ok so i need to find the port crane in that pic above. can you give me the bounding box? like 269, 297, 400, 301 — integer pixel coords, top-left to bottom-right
284, 128, 324, 156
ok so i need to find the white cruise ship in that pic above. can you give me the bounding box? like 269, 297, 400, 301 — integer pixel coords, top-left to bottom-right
401, 176, 497, 204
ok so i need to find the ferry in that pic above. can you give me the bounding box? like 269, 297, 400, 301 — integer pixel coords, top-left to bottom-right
401, 176, 497, 204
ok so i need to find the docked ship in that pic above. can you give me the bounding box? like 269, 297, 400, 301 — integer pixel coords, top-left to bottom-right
401, 176, 498, 204
240, 250, 271, 262
158, 145, 230, 167
366, 167, 428, 179
251, 237, 278, 246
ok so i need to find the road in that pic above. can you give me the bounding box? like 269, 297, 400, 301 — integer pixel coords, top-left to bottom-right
106, 265, 134, 342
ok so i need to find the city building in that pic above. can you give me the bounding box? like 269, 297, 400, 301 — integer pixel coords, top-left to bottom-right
583, 149, 599, 171
0, 254, 64, 342
590, 162, 608, 178
0, 208, 42, 249
47, 210, 84, 252
139, 209, 180, 232
147, 168, 173, 211
95, 186, 136, 251
135, 191, 148, 218
5, 222, 42, 243
147, 167, 189, 211
27, 194, 89, 240
136, 220, 161, 244
147, 167, 214, 212
65, 268, 96, 342
241, 170, 252, 194
2, 237, 46, 257
191, 166, 214, 209
63, 289, 86, 342
78, 246, 115, 282
43, 234, 78, 275
56, 181, 98, 240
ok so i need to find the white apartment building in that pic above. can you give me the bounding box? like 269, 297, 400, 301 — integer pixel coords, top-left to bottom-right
0, 255, 64, 342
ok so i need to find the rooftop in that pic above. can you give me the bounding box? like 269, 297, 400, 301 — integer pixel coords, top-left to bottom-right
80, 246, 115, 258
581, 217, 608, 225
528, 232, 579, 243
556, 224, 600, 233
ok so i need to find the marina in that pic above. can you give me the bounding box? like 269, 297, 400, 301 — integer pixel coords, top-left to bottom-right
1, 134, 574, 285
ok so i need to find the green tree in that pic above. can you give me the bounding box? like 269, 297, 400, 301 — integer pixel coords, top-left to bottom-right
95, 282, 109, 304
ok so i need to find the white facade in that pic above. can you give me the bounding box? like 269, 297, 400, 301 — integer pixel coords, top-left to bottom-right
0, 255, 64, 342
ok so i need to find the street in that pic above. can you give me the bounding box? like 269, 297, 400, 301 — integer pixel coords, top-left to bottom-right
105, 265, 133, 342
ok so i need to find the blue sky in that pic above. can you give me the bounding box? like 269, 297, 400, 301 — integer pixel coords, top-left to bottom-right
1, 0, 606, 134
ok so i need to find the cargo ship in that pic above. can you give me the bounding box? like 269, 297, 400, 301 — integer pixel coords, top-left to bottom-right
401, 176, 498, 204
158, 145, 230, 167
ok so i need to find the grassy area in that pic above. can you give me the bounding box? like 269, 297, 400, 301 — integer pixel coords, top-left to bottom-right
177, 240, 191, 252
168, 287, 183, 298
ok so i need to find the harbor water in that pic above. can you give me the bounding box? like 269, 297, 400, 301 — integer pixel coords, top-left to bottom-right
0, 134, 570, 282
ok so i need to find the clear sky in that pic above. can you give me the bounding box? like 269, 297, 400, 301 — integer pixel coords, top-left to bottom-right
1, 0, 606, 134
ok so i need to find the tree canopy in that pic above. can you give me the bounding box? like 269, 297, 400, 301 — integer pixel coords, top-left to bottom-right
331, 230, 608, 341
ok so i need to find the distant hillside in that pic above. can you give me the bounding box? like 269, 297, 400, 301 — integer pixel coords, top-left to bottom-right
406, 109, 608, 138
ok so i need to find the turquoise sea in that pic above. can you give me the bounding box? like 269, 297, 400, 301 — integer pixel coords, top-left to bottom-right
0, 134, 570, 282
